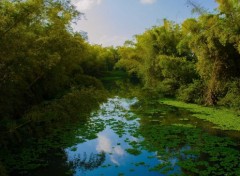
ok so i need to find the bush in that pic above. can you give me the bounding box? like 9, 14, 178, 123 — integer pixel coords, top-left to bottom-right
177, 80, 205, 104
218, 80, 240, 110
141, 87, 163, 100
156, 79, 179, 97
72, 75, 104, 90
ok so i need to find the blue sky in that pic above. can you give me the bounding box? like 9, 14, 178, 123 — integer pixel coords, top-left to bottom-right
71, 0, 218, 47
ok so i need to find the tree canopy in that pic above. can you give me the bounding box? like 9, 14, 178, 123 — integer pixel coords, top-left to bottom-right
117, 0, 240, 106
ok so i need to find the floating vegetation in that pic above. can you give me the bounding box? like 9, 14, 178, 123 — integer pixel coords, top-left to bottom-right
161, 99, 240, 131
101, 164, 112, 168
131, 98, 240, 175
3, 95, 240, 176
149, 162, 172, 172
125, 148, 141, 156
129, 168, 135, 172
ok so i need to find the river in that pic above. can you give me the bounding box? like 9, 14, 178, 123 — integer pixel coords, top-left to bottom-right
2, 92, 240, 175
35, 95, 240, 175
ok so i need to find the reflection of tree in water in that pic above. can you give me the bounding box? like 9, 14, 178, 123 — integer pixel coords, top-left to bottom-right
69, 152, 106, 172
131, 99, 240, 175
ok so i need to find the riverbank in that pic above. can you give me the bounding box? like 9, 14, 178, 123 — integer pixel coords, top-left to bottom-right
160, 99, 240, 131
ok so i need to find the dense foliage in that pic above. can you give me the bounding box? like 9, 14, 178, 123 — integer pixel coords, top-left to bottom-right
116, 0, 240, 107
0, 0, 118, 174
0, 0, 118, 124
1, 0, 240, 175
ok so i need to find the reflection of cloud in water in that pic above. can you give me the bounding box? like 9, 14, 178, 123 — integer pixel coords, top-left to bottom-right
96, 134, 112, 153
114, 146, 124, 156
110, 155, 119, 165
129, 136, 139, 142
96, 134, 125, 165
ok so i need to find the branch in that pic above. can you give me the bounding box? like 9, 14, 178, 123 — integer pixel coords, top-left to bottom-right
186, 0, 208, 15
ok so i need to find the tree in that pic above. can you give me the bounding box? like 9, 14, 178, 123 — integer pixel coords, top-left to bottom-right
117, 19, 197, 96
0, 0, 84, 119
182, 0, 240, 105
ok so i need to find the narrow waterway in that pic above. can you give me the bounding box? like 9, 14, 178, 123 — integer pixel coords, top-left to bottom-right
3, 94, 240, 176
63, 96, 181, 175
61, 96, 240, 176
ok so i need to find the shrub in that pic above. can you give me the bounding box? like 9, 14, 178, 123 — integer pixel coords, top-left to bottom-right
156, 79, 179, 97
177, 80, 205, 104
72, 75, 104, 90
218, 80, 240, 110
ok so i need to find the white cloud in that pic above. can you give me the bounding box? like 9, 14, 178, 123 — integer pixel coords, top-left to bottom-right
140, 0, 157, 4
72, 0, 102, 11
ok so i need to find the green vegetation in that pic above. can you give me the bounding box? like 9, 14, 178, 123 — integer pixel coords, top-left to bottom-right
130, 98, 240, 175
161, 99, 240, 131
0, 89, 107, 174
134, 162, 146, 167
125, 148, 141, 156
0, 0, 120, 175
116, 0, 240, 108
100, 70, 128, 81
0, 0, 119, 131
149, 162, 172, 172
1, 0, 240, 175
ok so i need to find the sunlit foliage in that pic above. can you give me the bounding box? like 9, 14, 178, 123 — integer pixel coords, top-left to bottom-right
117, 0, 240, 106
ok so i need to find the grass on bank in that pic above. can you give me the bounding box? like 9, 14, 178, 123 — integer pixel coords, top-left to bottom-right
160, 99, 240, 131
100, 70, 128, 81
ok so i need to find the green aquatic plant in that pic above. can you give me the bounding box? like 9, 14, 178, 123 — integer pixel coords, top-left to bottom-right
149, 162, 172, 172
130, 98, 240, 175
138, 124, 240, 175
0, 88, 108, 175
134, 162, 147, 167
129, 168, 135, 172
125, 148, 141, 156
161, 99, 240, 130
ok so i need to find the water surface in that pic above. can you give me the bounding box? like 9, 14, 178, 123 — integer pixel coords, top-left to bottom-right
62, 96, 240, 176
65, 96, 178, 175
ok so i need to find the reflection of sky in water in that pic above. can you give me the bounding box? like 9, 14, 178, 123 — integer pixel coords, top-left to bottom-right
65, 97, 182, 176
96, 133, 125, 165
